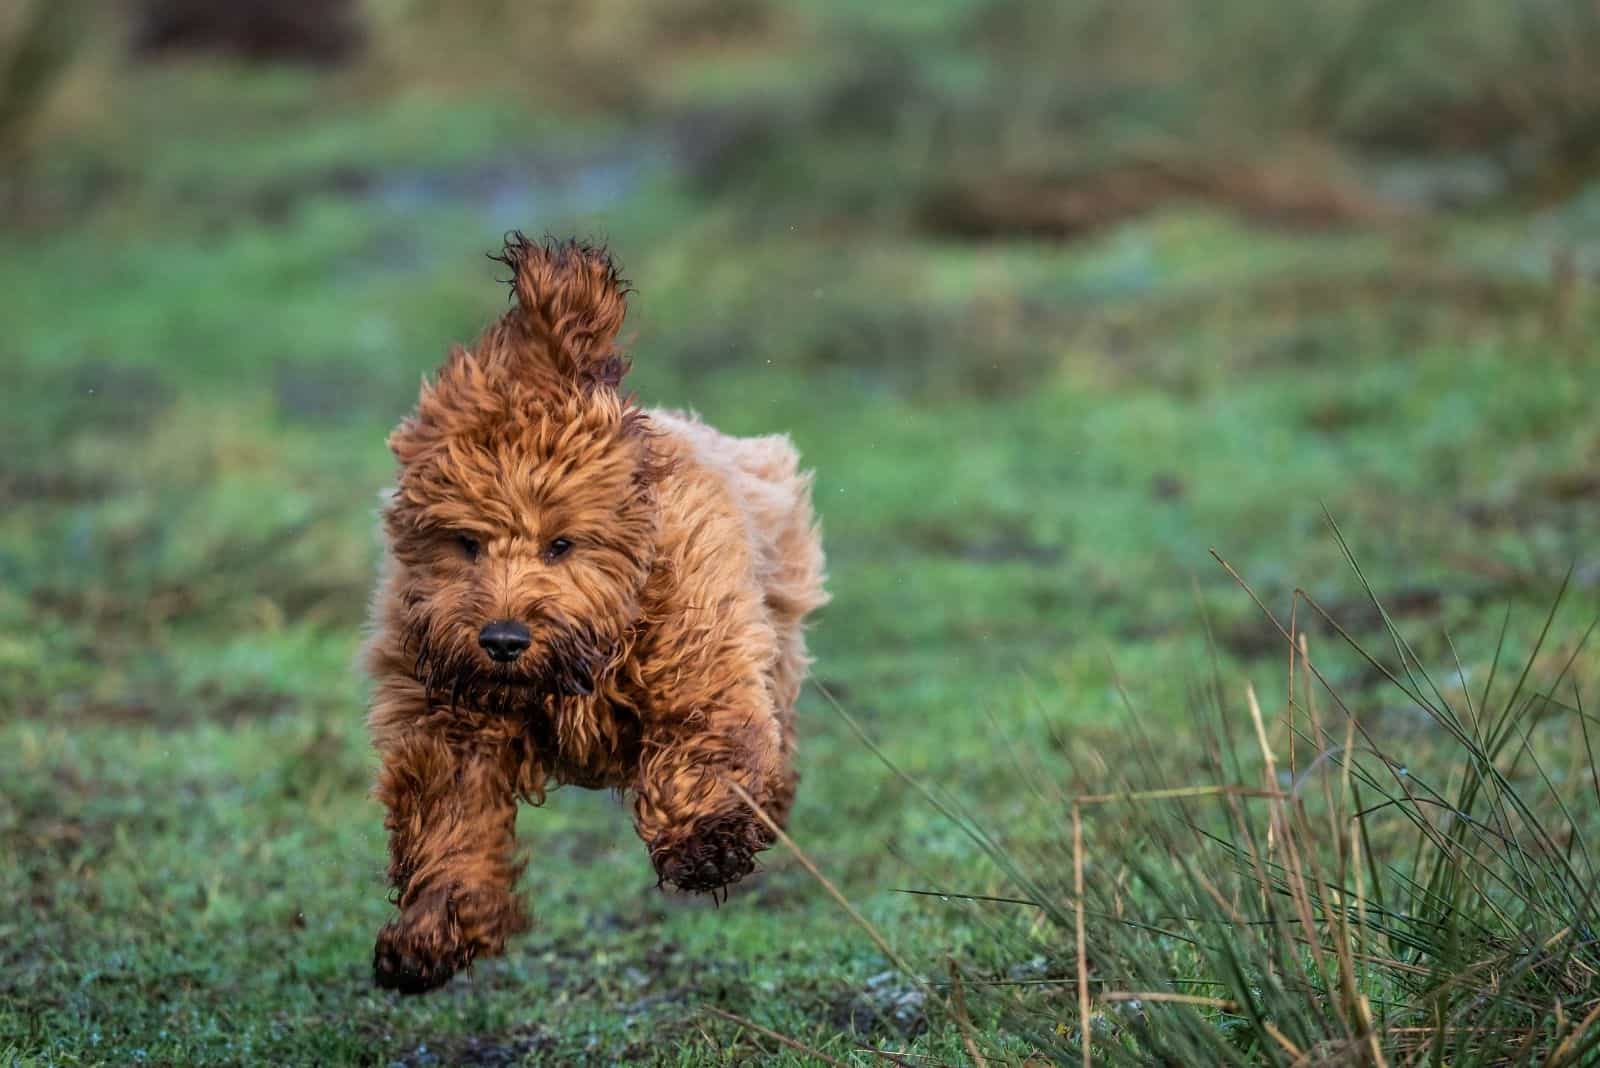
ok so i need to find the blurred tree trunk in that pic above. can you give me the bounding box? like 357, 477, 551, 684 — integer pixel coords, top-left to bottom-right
132, 0, 363, 64
0, 0, 81, 223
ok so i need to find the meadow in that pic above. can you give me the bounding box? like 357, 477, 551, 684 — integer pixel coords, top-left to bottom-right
3, 2, 1600, 1063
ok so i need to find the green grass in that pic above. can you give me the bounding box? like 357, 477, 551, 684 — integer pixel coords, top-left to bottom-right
5, 7, 1600, 1064
919, 548, 1600, 1064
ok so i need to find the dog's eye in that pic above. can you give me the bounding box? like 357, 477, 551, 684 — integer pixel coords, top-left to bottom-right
455, 534, 482, 562
545, 537, 573, 562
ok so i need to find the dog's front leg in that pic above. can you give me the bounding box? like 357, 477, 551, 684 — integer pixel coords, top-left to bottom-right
631, 676, 792, 895
370, 725, 526, 994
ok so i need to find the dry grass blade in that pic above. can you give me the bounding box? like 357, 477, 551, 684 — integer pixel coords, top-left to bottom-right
1246, 684, 1278, 790
1543, 999, 1600, 1067
1074, 801, 1090, 1068
725, 779, 927, 988
1074, 784, 1287, 805
1262, 1019, 1307, 1060
702, 1007, 853, 1068
851, 1046, 938, 1067
947, 959, 990, 1068
1100, 992, 1240, 1009
1361, 994, 1390, 1068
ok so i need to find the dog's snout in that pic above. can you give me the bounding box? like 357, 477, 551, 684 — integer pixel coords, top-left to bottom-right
478, 620, 531, 663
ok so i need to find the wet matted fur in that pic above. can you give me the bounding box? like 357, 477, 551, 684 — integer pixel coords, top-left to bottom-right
364, 234, 828, 994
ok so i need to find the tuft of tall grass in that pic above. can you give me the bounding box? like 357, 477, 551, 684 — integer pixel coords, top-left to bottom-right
792, 529, 1600, 1065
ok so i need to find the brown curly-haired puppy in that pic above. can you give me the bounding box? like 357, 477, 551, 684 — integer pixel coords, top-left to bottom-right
364, 235, 827, 994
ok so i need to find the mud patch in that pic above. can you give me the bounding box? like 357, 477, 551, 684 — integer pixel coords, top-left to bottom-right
1200, 577, 1553, 671
2, 765, 99, 863
0, 467, 116, 507
1462, 466, 1600, 541
394, 1027, 555, 1068
919, 152, 1405, 242
405, 937, 718, 1066
901, 516, 1065, 565
0, 762, 153, 910
826, 970, 928, 1041
1210, 586, 1452, 661
52, 683, 297, 729
1302, 392, 1390, 434
134, 0, 364, 64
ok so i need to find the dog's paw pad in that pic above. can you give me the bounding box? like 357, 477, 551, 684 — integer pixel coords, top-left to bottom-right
651, 813, 771, 894
372, 917, 472, 995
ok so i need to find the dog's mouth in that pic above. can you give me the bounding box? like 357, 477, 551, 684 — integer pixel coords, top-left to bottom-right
482, 657, 594, 696
484, 632, 601, 697
408, 621, 607, 709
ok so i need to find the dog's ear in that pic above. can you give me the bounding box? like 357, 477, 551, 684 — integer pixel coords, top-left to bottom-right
491, 233, 631, 391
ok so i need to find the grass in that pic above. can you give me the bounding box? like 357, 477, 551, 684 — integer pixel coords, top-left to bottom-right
5, 2, 1600, 1063
914, 547, 1600, 1064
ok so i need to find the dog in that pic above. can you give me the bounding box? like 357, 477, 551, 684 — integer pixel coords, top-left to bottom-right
364, 235, 828, 994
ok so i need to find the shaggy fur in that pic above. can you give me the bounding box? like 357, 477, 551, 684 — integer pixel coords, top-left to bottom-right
364, 235, 828, 994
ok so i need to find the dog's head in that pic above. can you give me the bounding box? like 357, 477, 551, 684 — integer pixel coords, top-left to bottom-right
382, 235, 665, 702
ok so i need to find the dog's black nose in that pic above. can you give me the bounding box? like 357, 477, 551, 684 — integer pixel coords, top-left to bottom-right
478, 620, 531, 663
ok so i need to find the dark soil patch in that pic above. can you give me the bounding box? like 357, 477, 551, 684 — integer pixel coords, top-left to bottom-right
394, 1026, 556, 1068
1537, 469, 1600, 502
1211, 586, 1452, 661
1462, 467, 1600, 534
919, 154, 1406, 242
825, 970, 928, 1041
2, 766, 103, 876
133, 0, 364, 65
405, 936, 729, 1066
901, 517, 1065, 566
0, 467, 116, 507
1150, 473, 1186, 500
1064, 270, 1554, 367
1200, 574, 1571, 671
1303, 393, 1389, 434
53, 684, 297, 729
0, 763, 139, 908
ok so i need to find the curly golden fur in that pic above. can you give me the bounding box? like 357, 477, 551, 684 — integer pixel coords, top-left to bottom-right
364, 235, 828, 994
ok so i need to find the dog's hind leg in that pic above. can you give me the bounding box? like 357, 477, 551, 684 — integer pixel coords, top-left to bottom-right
369, 693, 527, 994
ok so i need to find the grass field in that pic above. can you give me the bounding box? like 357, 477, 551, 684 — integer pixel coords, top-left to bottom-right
4, 3, 1600, 1064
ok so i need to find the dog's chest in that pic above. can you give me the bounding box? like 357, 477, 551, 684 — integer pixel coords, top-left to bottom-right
527, 694, 642, 789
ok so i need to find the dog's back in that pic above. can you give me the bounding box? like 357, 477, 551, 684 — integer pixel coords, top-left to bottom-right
648, 408, 829, 717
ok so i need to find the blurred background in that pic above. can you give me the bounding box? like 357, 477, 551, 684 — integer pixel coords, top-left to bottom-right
4, 1, 1600, 1063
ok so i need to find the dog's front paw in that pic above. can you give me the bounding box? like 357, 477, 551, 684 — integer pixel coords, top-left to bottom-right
373, 896, 474, 995
651, 812, 773, 894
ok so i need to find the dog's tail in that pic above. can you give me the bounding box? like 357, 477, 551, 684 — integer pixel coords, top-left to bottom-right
489, 232, 632, 391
